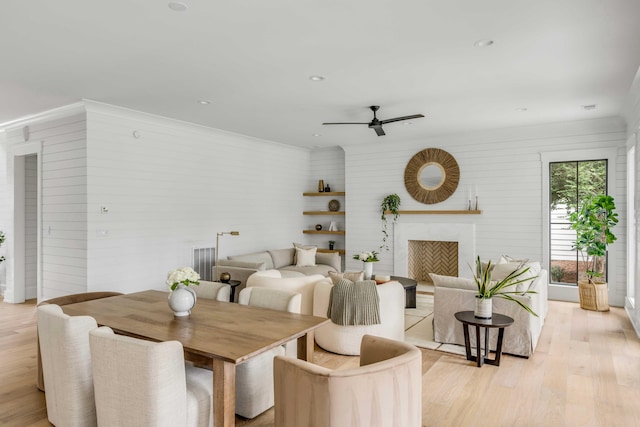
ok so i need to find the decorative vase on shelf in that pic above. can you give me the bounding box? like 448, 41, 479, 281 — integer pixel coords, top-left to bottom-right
168, 284, 197, 317
363, 262, 374, 280
474, 296, 492, 319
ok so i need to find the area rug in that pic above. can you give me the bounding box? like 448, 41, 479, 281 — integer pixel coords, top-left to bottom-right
404, 293, 466, 356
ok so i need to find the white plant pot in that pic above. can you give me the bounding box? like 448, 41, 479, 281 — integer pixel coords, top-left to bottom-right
363, 262, 374, 280
474, 296, 492, 319
168, 284, 197, 317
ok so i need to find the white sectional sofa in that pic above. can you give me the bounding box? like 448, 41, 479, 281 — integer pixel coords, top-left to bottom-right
216, 247, 341, 293
432, 265, 548, 358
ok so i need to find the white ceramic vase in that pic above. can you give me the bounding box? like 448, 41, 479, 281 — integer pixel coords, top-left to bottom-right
168, 284, 197, 317
474, 296, 492, 319
363, 262, 374, 280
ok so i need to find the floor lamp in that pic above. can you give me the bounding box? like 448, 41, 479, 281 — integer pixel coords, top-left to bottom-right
215, 231, 239, 281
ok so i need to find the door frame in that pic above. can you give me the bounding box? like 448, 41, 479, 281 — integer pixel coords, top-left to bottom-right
5, 141, 42, 303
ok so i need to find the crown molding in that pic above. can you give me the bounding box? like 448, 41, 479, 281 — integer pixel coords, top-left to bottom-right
0, 102, 86, 132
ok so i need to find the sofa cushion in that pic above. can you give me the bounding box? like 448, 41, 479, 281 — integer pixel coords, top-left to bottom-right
218, 259, 267, 271
269, 248, 295, 269
493, 259, 541, 293
228, 251, 274, 270
328, 271, 365, 285
316, 251, 341, 273
280, 265, 337, 277
295, 247, 317, 267
430, 274, 477, 291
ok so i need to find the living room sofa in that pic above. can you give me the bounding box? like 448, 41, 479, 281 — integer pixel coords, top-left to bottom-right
216, 247, 341, 292
432, 265, 548, 358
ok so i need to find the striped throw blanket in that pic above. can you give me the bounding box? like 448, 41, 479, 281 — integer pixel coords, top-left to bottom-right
327, 279, 381, 326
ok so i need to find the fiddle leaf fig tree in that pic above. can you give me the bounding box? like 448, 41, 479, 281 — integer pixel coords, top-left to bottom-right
380, 194, 401, 251
569, 194, 618, 283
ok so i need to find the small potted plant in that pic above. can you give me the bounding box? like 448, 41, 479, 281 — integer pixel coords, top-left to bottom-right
569, 193, 618, 311
380, 194, 401, 251
471, 256, 538, 319
353, 250, 379, 280
328, 240, 336, 250
166, 267, 200, 316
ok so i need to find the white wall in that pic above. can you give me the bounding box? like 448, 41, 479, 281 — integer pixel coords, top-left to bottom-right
24, 154, 37, 299
623, 65, 640, 334
85, 102, 310, 294
343, 117, 628, 307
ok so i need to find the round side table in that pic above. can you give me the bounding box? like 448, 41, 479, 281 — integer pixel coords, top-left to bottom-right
454, 311, 514, 367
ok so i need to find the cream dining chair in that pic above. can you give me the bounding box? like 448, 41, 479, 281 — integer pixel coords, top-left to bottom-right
235, 287, 302, 419
273, 334, 422, 427
89, 326, 214, 427
37, 304, 99, 427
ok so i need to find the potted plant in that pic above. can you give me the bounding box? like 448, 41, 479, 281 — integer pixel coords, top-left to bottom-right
0, 230, 5, 265
328, 240, 336, 250
471, 256, 538, 319
353, 250, 380, 280
380, 194, 401, 251
166, 267, 200, 317
569, 194, 618, 311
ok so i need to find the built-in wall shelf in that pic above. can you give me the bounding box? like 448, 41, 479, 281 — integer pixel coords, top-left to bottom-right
317, 249, 346, 255
303, 192, 346, 197
385, 210, 482, 215
303, 230, 345, 235
303, 211, 345, 215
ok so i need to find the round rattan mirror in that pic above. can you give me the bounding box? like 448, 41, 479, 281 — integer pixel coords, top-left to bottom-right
404, 148, 460, 204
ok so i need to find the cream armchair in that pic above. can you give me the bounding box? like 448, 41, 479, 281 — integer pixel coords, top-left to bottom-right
312, 280, 405, 355
191, 280, 231, 302
246, 269, 328, 315
273, 335, 422, 427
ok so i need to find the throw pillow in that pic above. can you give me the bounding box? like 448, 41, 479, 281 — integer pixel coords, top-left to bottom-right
492, 261, 540, 293
429, 273, 477, 291
292, 242, 316, 264
328, 270, 365, 285
268, 248, 295, 269
295, 247, 317, 267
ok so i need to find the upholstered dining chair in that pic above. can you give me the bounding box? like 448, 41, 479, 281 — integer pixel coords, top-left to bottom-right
36, 291, 123, 391
89, 326, 214, 427
235, 287, 302, 419
273, 334, 422, 427
37, 304, 98, 427
191, 280, 231, 302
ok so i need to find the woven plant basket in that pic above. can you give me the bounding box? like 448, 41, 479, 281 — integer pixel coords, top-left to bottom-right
578, 280, 610, 312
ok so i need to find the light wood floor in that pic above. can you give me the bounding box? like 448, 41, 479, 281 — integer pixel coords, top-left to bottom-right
1, 297, 639, 427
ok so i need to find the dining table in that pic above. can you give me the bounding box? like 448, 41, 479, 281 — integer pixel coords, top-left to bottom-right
62, 289, 330, 427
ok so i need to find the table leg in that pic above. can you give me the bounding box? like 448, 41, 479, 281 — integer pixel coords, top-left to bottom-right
475, 325, 483, 367
484, 327, 490, 359
462, 324, 472, 361
213, 359, 236, 427
494, 327, 505, 366
297, 331, 314, 361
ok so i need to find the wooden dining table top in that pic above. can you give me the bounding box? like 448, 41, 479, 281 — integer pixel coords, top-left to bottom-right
62, 289, 329, 365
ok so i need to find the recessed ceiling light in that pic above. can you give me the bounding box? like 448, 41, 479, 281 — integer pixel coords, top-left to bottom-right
168, 2, 188, 12
312, 133, 322, 137
198, 100, 211, 105
474, 39, 494, 47
515, 107, 528, 112
309, 75, 325, 82
582, 104, 596, 110
403, 122, 413, 125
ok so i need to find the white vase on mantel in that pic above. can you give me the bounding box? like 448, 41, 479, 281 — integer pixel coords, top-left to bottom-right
363, 262, 374, 280
474, 296, 492, 319
168, 284, 197, 317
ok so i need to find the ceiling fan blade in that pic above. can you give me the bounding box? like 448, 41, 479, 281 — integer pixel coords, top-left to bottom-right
322, 122, 370, 125
380, 114, 425, 124
371, 125, 386, 136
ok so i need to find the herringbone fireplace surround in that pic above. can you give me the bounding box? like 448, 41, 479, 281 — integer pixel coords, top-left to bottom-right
408, 240, 458, 284
394, 223, 476, 281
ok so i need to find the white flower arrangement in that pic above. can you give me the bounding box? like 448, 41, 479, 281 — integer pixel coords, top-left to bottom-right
166, 267, 200, 291
353, 250, 380, 262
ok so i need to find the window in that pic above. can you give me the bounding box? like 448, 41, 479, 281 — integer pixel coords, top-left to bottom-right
549, 160, 607, 285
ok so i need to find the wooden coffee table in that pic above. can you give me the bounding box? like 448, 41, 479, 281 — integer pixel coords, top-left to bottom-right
454, 311, 514, 367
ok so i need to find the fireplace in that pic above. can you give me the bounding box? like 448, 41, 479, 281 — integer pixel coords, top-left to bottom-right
394, 223, 476, 280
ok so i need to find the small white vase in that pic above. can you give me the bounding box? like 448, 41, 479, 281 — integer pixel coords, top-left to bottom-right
363, 262, 374, 280
474, 296, 492, 319
168, 284, 197, 317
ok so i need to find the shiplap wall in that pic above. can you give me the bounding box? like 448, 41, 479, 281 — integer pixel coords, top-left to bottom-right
4, 113, 88, 300
0, 133, 7, 292
85, 102, 309, 294
24, 155, 37, 299
341, 117, 627, 306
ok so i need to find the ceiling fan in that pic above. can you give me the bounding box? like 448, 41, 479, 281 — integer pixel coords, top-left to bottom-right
323, 105, 424, 136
